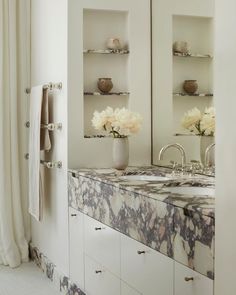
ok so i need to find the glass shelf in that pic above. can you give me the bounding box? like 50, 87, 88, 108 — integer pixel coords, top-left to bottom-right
84, 91, 130, 96
173, 52, 213, 58
173, 92, 213, 97
83, 49, 130, 55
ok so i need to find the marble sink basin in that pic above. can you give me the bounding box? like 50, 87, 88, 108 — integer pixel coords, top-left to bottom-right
119, 175, 171, 182
162, 186, 215, 197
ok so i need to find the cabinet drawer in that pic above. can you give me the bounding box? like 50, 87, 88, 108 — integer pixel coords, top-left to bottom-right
121, 281, 141, 295
85, 255, 120, 295
174, 262, 213, 295
121, 234, 173, 295
84, 214, 120, 276
69, 208, 84, 290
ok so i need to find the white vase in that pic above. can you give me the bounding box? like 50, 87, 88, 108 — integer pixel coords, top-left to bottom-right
200, 136, 215, 165
112, 137, 129, 170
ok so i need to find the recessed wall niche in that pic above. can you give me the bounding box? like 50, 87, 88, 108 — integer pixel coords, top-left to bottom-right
172, 15, 214, 135
83, 9, 129, 137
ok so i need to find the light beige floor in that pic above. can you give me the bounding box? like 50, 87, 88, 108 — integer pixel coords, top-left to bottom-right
0, 262, 61, 295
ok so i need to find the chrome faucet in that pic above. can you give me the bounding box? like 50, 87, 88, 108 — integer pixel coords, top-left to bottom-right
204, 143, 215, 167
158, 143, 186, 167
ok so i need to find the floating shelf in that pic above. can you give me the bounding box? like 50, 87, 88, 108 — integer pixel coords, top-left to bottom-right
174, 133, 198, 137
84, 91, 130, 96
173, 92, 213, 97
84, 135, 111, 139
83, 49, 130, 55
173, 52, 213, 58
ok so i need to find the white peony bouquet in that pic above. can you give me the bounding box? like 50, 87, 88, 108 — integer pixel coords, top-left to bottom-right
92, 107, 143, 138
182, 107, 215, 136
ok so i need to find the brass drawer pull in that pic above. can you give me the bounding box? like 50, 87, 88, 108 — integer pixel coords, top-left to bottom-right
185, 277, 194, 282
137, 250, 146, 255
95, 270, 102, 274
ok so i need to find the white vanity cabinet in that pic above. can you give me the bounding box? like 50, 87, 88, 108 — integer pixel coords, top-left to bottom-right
84, 214, 121, 277
69, 208, 85, 290
84, 255, 120, 295
121, 234, 174, 295
121, 281, 142, 295
69, 209, 214, 295
174, 262, 214, 295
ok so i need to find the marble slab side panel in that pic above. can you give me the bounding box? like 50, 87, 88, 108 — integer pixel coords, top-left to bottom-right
173, 207, 215, 279
68, 173, 84, 210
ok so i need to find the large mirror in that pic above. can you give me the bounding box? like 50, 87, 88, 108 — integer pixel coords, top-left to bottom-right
152, 0, 215, 175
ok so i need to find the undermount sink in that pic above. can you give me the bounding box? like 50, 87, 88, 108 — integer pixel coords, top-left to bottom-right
162, 186, 215, 197
119, 175, 171, 182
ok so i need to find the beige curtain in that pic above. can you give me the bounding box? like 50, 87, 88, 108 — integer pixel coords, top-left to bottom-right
0, 0, 30, 267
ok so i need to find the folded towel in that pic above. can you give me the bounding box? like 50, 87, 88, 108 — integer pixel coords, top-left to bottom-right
40, 88, 51, 151
29, 86, 51, 221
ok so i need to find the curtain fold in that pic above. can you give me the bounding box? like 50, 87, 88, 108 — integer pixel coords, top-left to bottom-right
0, 0, 30, 267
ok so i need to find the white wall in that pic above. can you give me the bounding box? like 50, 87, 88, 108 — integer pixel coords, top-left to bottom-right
31, 0, 69, 275
215, 1, 236, 293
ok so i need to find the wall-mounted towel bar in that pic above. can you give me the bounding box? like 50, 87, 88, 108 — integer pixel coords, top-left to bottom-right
24, 153, 62, 169
41, 123, 62, 131
25, 82, 62, 94
25, 121, 62, 131
40, 160, 62, 169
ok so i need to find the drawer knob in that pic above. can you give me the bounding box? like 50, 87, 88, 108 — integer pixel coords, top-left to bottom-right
185, 277, 194, 282
95, 227, 105, 231
137, 250, 146, 255
25, 121, 30, 128
71, 214, 77, 217
95, 270, 102, 274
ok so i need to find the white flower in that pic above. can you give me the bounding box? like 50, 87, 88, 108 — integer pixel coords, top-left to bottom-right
181, 106, 215, 136
91, 107, 143, 137
204, 106, 215, 117
200, 107, 215, 136
91, 106, 115, 132
181, 107, 202, 132
112, 108, 143, 136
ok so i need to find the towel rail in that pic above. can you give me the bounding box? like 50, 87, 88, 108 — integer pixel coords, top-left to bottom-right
24, 153, 62, 169
41, 123, 63, 131
25, 82, 62, 94
40, 160, 62, 169
25, 121, 62, 131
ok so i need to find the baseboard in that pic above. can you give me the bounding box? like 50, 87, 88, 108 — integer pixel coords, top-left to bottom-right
29, 243, 85, 295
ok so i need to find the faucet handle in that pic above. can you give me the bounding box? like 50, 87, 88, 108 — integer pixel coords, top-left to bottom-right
170, 161, 184, 176
189, 160, 203, 174
170, 161, 178, 176
204, 165, 215, 176
170, 160, 177, 167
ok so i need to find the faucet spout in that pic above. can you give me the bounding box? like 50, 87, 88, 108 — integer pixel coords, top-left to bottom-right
158, 143, 186, 167
204, 143, 215, 167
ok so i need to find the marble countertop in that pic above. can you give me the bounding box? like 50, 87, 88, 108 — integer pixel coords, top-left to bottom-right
68, 166, 215, 279
68, 166, 215, 218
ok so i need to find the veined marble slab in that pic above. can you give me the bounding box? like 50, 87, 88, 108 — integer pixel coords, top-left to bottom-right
68, 166, 215, 279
